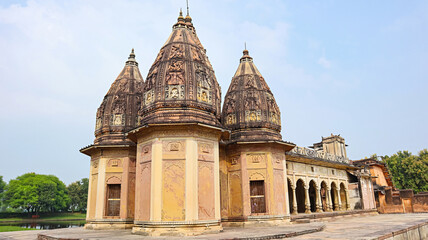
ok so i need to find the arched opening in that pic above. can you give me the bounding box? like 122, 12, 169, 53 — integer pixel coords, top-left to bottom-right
320, 181, 327, 212
296, 179, 306, 213
287, 178, 293, 214
340, 182, 347, 210
331, 182, 338, 211
309, 180, 317, 213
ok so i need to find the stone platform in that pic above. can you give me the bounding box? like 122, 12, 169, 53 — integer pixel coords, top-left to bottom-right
1, 213, 427, 240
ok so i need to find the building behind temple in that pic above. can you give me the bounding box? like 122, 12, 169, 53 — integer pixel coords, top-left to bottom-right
80, 10, 376, 236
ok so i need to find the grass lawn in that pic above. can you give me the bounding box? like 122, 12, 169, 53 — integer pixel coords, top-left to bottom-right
0, 226, 37, 232
0, 213, 86, 222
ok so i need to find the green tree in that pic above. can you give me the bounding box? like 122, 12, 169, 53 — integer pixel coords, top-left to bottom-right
3, 173, 70, 213
0, 176, 6, 211
67, 178, 88, 212
383, 149, 428, 193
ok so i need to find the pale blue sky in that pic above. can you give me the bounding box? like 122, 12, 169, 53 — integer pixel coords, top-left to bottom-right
0, 0, 427, 184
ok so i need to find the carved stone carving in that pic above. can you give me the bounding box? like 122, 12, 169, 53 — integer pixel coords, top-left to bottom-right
169, 44, 184, 59
248, 154, 265, 163
191, 47, 201, 61
245, 75, 256, 89
245, 110, 261, 122
166, 60, 184, 85
144, 89, 155, 105
95, 118, 102, 129
244, 91, 259, 110
165, 85, 185, 100
270, 112, 280, 125
231, 156, 238, 165
226, 114, 236, 125
111, 114, 124, 126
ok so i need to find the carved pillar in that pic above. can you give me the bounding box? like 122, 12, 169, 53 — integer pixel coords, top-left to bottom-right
315, 186, 322, 212
326, 187, 333, 212
291, 186, 298, 215
336, 188, 342, 211
345, 189, 351, 210
304, 186, 311, 214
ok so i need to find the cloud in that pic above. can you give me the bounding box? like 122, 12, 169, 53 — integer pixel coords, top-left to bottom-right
318, 56, 331, 68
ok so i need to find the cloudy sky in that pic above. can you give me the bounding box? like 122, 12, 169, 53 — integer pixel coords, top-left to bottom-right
0, 0, 427, 184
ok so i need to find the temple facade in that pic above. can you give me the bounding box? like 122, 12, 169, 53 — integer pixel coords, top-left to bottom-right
80, 10, 376, 236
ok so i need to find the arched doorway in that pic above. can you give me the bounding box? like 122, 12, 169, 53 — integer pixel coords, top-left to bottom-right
320, 181, 327, 212
287, 178, 293, 214
296, 179, 306, 213
331, 182, 338, 211
340, 182, 347, 210
309, 180, 317, 213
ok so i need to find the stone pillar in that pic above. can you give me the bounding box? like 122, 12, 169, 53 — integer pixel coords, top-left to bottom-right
315, 186, 322, 212
291, 186, 298, 215
345, 189, 351, 210
333, 187, 339, 211
304, 186, 311, 214
326, 187, 333, 212
336, 188, 342, 211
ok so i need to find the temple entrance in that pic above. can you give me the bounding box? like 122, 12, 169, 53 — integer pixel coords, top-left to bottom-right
309, 180, 317, 212
287, 178, 293, 214
331, 182, 338, 211
296, 179, 306, 213
321, 181, 327, 211
340, 183, 347, 210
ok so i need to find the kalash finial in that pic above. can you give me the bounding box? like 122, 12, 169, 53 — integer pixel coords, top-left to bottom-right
177, 8, 185, 22
241, 44, 252, 62
127, 48, 138, 66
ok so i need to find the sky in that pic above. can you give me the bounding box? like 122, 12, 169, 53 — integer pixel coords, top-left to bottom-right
0, 0, 427, 184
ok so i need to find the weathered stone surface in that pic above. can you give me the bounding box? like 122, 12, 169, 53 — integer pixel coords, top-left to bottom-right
222, 49, 282, 142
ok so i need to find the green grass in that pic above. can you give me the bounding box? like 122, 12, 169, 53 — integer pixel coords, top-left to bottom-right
0, 213, 86, 222
0, 226, 37, 232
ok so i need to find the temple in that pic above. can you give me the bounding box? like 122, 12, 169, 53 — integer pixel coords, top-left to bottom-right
80, 10, 376, 236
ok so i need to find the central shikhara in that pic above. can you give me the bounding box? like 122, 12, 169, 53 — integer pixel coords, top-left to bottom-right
80, 10, 376, 236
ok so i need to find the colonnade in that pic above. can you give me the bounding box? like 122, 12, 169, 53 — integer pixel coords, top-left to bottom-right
288, 178, 351, 214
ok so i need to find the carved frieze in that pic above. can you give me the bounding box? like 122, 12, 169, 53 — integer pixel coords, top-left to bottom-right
245, 75, 257, 89
247, 153, 266, 164
244, 91, 259, 110
191, 47, 201, 61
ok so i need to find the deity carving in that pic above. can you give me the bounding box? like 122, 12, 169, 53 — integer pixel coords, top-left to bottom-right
165, 85, 185, 100
259, 76, 270, 91
169, 44, 184, 59
245, 110, 261, 122
166, 60, 184, 85
270, 112, 280, 125
144, 89, 154, 106
112, 114, 124, 126
226, 114, 236, 125
196, 65, 211, 90
112, 95, 125, 114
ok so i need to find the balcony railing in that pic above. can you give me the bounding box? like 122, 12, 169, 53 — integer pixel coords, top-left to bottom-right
288, 146, 350, 164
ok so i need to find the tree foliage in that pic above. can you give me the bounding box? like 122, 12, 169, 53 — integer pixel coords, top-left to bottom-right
0, 176, 6, 211
3, 173, 70, 213
383, 149, 428, 193
67, 178, 88, 212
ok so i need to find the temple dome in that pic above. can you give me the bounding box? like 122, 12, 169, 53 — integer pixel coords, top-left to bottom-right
222, 49, 282, 142
94, 49, 144, 145
138, 12, 222, 127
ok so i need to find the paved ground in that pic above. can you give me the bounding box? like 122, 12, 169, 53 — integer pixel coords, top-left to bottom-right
0, 213, 427, 240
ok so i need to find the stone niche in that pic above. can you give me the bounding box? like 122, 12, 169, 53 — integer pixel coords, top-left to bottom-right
129, 124, 224, 236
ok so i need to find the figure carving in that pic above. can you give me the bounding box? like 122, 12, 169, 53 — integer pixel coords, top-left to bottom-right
196, 65, 211, 89
225, 96, 236, 113
245, 75, 256, 89
169, 44, 184, 59
244, 91, 259, 110
166, 61, 184, 85
112, 95, 125, 114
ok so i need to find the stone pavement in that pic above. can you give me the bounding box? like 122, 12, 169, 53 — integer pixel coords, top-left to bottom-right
0, 213, 427, 240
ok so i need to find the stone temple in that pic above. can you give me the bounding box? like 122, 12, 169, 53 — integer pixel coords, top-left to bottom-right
80, 10, 376, 236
